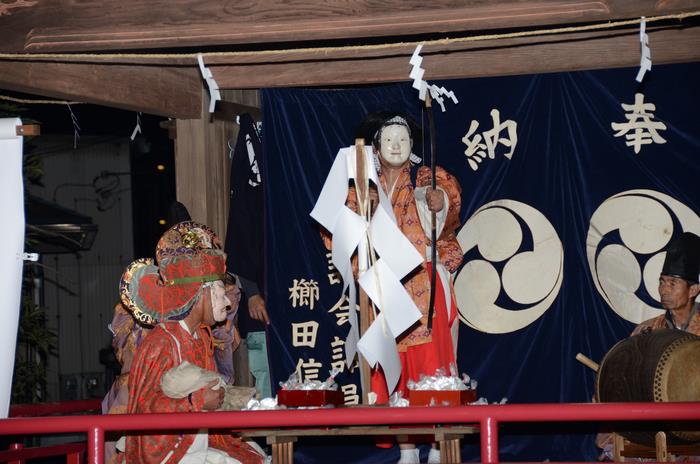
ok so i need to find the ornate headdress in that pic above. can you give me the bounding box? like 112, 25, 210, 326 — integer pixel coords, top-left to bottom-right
119, 221, 227, 325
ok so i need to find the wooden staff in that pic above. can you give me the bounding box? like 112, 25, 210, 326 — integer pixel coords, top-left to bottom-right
354, 138, 374, 404
576, 353, 600, 372
425, 94, 438, 331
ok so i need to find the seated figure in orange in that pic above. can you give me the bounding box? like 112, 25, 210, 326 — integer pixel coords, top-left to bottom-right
118, 221, 263, 464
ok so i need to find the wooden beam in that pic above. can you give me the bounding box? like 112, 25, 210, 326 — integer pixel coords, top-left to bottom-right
173, 90, 258, 239
3, 23, 698, 102
8, 0, 700, 53
174, 97, 232, 238
208, 24, 700, 88
214, 100, 262, 123
2, 4, 698, 109
16, 124, 40, 136
0, 60, 201, 118
159, 120, 177, 140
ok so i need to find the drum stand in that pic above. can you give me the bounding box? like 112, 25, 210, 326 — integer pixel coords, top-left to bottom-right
613, 431, 700, 462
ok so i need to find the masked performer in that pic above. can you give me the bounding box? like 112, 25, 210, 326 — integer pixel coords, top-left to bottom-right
322, 112, 463, 463
119, 221, 263, 464
355, 112, 462, 402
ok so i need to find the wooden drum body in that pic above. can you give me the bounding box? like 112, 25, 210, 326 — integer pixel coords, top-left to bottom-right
596, 329, 700, 445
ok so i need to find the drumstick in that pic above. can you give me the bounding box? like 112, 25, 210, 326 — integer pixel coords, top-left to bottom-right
576, 353, 600, 372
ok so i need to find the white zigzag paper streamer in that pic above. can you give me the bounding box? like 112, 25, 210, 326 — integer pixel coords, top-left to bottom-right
636, 17, 652, 83
409, 44, 458, 112
428, 86, 459, 112
197, 54, 222, 113
130, 112, 142, 141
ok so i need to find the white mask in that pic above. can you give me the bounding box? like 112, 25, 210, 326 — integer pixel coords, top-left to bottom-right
209, 281, 230, 322
378, 124, 412, 168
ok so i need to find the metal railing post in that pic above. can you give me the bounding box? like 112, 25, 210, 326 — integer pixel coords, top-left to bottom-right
8, 442, 24, 464
87, 426, 104, 464
2, 402, 700, 463
67, 450, 82, 464
481, 415, 499, 463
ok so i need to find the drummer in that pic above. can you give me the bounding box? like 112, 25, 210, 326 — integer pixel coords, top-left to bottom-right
633, 232, 700, 336
596, 232, 700, 460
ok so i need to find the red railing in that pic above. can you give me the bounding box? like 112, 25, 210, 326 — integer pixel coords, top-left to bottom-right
9, 399, 102, 417
0, 442, 85, 464
0, 402, 698, 463
3, 399, 102, 463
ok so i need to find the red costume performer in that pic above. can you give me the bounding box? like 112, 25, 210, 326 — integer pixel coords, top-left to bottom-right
369, 164, 462, 403
119, 221, 263, 464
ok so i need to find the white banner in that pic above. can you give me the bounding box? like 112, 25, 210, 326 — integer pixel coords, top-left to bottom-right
0, 118, 26, 418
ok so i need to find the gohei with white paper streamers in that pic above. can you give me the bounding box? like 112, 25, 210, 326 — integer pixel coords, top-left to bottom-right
310, 146, 424, 395
409, 44, 459, 112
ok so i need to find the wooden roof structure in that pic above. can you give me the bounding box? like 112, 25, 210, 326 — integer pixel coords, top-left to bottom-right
2, 0, 699, 235
2, 0, 700, 119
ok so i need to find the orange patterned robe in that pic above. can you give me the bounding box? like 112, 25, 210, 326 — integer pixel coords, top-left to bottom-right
103, 303, 150, 463
373, 165, 462, 400
378, 165, 463, 350
631, 303, 700, 336
125, 321, 262, 464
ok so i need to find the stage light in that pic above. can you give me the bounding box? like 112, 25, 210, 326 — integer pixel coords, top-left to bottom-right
158, 219, 166, 225
156, 164, 166, 171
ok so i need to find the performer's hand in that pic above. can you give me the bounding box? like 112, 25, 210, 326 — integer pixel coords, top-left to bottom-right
202, 380, 224, 410
426, 188, 444, 212
248, 295, 270, 325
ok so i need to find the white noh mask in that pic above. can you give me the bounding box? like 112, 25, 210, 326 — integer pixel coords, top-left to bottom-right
210, 281, 230, 322
379, 124, 412, 168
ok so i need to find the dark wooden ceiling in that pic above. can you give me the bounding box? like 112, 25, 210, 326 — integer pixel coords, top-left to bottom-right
1, 0, 699, 118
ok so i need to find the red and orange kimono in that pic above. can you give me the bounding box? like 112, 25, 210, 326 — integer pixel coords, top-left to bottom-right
631, 303, 700, 336
372, 165, 462, 402
325, 163, 463, 403
125, 321, 262, 464
102, 303, 150, 463
103, 303, 242, 463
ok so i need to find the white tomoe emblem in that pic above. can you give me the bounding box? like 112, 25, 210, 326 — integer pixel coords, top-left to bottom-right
455, 200, 564, 334
586, 189, 700, 324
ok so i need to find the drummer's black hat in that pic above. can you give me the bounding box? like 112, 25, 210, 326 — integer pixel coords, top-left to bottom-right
660, 232, 700, 283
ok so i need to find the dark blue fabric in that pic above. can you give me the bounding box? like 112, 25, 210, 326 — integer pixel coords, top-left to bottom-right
225, 113, 267, 336
261, 62, 700, 462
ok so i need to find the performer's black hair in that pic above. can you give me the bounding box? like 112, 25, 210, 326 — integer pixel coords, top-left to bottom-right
166, 200, 192, 228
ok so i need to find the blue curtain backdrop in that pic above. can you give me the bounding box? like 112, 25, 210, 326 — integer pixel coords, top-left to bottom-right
259, 62, 700, 462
